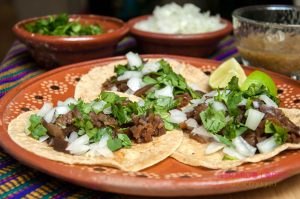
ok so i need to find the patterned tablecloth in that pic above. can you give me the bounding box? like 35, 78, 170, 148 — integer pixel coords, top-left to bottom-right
0, 36, 238, 199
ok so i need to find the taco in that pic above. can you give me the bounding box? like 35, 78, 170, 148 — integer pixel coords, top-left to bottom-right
8, 92, 183, 171
75, 52, 210, 106
172, 76, 300, 169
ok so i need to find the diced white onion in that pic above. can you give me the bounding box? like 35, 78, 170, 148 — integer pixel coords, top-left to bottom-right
68, 132, 78, 143
223, 147, 246, 160
190, 98, 204, 106
204, 90, 218, 97
212, 101, 227, 111
92, 101, 106, 113
256, 136, 277, 154
117, 71, 143, 81
253, 101, 260, 109
154, 85, 173, 98
126, 52, 142, 68
87, 134, 113, 158
111, 86, 118, 91
69, 145, 90, 155
38, 135, 49, 142
169, 109, 187, 124
138, 100, 145, 107
185, 118, 198, 129
103, 106, 112, 114
37, 102, 53, 117
205, 142, 226, 154
259, 94, 278, 108
127, 77, 143, 92
55, 106, 70, 117
205, 98, 214, 104
245, 109, 265, 130
232, 136, 256, 157
182, 105, 194, 113
238, 98, 247, 106
142, 61, 160, 74
124, 89, 135, 95
63, 98, 77, 107
43, 108, 56, 123
66, 134, 90, 155
57, 100, 64, 107
191, 126, 213, 139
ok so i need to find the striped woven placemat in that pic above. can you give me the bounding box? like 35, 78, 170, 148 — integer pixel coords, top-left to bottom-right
0, 36, 238, 199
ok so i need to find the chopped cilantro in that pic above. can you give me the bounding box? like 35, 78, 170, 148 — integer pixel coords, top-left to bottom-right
117, 134, 132, 148
214, 135, 235, 148
115, 64, 128, 76
223, 120, 247, 140
222, 154, 237, 160
107, 138, 123, 151
265, 120, 288, 145
28, 114, 47, 139
143, 76, 157, 84
226, 91, 243, 116
200, 104, 226, 133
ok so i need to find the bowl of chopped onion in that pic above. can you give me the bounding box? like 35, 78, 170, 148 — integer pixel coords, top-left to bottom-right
13, 14, 129, 68
128, 3, 232, 57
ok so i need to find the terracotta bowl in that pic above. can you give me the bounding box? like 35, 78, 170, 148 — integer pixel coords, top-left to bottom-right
13, 15, 129, 68
128, 15, 233, 57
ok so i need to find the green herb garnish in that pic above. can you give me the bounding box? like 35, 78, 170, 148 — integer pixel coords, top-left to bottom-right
28, 114, 47, 139
265, 120, 288, 145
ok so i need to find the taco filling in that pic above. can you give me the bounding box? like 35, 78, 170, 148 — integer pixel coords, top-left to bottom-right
177, 76, 300, 160
101, 52, 204, 108
25, 91, 180, 157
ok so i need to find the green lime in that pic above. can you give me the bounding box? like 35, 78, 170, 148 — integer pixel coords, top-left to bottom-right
209, 58, 247, 89
241, 70, 277, 96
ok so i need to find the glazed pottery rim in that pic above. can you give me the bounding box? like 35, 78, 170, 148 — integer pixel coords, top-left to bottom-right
128, 15, 233, 40
0, 54, 300, 196
232, 4, 300, 29
13, 14, 129, 43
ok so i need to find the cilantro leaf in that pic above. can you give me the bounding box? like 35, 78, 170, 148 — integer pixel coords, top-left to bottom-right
28, 114, 47, 139
115, 64, 128, 76
214, 135, 235, 148
117, 134, 132, 148
200, 104, 226, 133
226, 91, 243, 116
228, 76, 240, 91
264, 120, 288, 145
107, 138, 123, 151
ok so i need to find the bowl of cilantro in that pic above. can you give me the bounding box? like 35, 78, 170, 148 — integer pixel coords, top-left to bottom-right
13, 14, 129, 68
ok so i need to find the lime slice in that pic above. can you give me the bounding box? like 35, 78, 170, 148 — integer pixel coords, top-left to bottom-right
241, 70, 277, 96
209, 58, 247, 89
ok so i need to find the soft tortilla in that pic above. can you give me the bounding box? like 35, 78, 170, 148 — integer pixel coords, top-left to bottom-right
74, 58, 210, 102
8, 93, 183, 171
171, 108, 300, 169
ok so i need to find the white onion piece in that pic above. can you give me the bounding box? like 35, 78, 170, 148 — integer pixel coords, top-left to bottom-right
68, 132, 78, 143
142, 61, 160, 74
185, 118, 198, 129
190, 98, 204, 106
188, 82, 201, 91
212, 101, 227, 111
154, 85, 173, 98
245, 109, 265, 130
238, 98, 247, 106
191, 126, 213, 139
182, 105, 194, 113
169, 109, 187, 124
232, 136, 256, 157
127, 77, 143, 92
138, 100, 145, 107
43, 108, 56, 123
87, 134, 113, 158
124, 88, 134, 95
66, 134, 90, 155
256, 136, 277, 154
92, 101, 106, 113
37, 102, 53, 117
259, 94, 278, 108
57, 100, 64, 107
253, 101, 260, 109
103, 106, 112, 114
69, 145, 90, 155
111, 86, 118, 91
55, 106, 70, 117
223, 147, 246, 160
63, 98, 77, 106
205, 142, 226, 155
126, 52, 142, 68
205, 98, 214, 104
39, 135, 49, 142
117, 71, 143, 81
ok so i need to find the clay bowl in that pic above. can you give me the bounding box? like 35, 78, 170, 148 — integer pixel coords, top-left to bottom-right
128, 15, 233, 57
13, 14, 129, 68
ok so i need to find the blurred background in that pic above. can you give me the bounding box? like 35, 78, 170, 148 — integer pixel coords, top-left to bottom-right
0, 0, 296, 60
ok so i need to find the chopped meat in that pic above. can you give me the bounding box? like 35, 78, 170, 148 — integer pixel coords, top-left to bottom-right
89, 112, 118, 128
188, 133, 208, 144
130, 113, 166, 143
49, 137, 69, 153
242, 130, 266, 146
102, 77, 128, 92
42, 120, 69, 139
175, 93, 192, 108
134, 84, 154, 97
186, 104, 208, 124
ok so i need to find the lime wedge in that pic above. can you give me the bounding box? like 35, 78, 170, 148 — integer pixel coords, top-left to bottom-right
209, 58, 247, 89
241, 70, 277, 96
